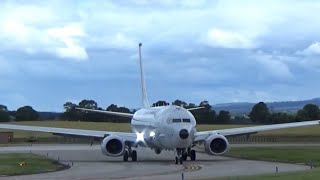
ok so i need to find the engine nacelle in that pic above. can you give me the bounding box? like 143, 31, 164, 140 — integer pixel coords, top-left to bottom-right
101, 135, 125, 157
204, 134, 229, 155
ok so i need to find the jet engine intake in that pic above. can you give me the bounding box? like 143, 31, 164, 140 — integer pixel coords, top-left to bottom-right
204, 134, 229, 155
101, 135, 125, 157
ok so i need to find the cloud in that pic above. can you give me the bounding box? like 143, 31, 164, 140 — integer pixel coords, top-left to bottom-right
252, 53, 293, 80
0, 19, 88, 60
296, 42, 320, 56
206, 28, 256, 49
47, 23, 88, 60
1, 0, 320, 111
0, 57, 14, 75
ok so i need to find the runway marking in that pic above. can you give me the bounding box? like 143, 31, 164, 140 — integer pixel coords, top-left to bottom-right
183, 164, 202, 172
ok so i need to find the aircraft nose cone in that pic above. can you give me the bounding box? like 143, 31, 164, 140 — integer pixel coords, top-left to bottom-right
179, 129, 189, 139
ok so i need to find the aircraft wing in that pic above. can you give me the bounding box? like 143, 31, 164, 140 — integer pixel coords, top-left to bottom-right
186, 107, 204, 111
0, 124, 136, 142
194, 120, 320, 142
76, 107, 133, 118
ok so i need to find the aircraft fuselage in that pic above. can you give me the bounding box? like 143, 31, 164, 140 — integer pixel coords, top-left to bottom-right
131, 105, 196, 150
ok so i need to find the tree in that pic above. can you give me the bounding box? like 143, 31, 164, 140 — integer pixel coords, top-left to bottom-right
77, 99, 101, 121
152, 100, 169, 107
216, 110, 231, 124
200, 100, 212, 110
106, 104, 118, 111
172, 100, 188, 107
270, 112, 295, 124
62, 102, 79, 121
106, 104, 130, 123
296, 104, 320, 121
192, 101, 216, 124
78, 100, 98, 109
0, 104, 10, 122
15, 106, 39, 121
0, 104, 8, 111
185, 103, 196, 109
249, 102, 270, 123
64, 102, 76, 112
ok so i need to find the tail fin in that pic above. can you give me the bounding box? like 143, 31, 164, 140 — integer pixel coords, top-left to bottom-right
138, 43, 150, 109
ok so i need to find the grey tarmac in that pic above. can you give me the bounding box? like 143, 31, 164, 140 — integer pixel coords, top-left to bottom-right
0, 144, 312, 180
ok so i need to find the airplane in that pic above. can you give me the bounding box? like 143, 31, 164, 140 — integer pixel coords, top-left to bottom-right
0, 43, 320, 164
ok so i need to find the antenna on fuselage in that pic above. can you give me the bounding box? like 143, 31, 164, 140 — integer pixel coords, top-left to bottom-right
138, 43, 150, 109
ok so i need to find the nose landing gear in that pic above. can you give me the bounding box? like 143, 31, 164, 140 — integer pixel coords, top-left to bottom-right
175, 148, 184, 164
174, 148, 196, 164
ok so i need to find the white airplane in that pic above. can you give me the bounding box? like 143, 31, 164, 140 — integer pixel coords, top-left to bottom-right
0, 43, 319, 164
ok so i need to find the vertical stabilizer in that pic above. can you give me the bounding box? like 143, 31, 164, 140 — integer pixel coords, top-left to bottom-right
138, 43, 150, 109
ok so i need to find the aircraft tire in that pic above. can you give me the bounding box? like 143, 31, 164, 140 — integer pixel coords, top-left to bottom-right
190, 150, 196, 161
175, 157, 179, 164
182, 152, 188, 161
179, 157, 183, 164
123, 150, 129, 162
132, 150, 137, 161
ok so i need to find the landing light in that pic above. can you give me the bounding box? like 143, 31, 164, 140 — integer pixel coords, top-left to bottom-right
149, 131, 155, 137
136, 132, 144, 142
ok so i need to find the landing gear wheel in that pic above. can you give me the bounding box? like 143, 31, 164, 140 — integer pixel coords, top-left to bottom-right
123, 150, 129, 162
179, 156, 183, 164
175, 157, 179, 164
182, 152, 188, 161
190, 150, 196, 161
131, 150, 137, 161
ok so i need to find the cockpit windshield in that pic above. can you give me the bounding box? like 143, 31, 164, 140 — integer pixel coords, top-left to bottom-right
172, 119, 181, 123
169, 118, 191, 123
182, 118, 191, 123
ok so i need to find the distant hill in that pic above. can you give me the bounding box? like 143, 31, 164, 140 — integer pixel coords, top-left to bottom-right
212, 98, 320, 114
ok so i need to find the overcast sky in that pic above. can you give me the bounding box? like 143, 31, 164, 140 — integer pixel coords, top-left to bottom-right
1, 0, 320, 111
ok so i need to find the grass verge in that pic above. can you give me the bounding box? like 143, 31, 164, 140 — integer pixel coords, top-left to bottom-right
0, 153, 65, 176
227, 147, 320, 166
213, 147, 320, 180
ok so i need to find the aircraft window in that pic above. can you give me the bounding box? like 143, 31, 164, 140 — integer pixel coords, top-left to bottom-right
183, 118, 191, 123
172, 119, 181, 123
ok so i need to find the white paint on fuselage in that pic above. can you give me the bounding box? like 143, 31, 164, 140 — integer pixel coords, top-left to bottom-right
131, 105, 196, 150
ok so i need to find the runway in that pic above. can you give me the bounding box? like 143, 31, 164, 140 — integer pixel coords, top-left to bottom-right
0, 144, 311, 180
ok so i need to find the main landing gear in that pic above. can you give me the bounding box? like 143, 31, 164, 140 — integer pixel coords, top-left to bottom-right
123, 147, 137, 162
175, 148, 196, 164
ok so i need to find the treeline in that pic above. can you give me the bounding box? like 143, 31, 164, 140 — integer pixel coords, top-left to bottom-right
1, 100, 319, 124
62, 100, 131, 123
0, 105, 39, 122
62, 99, 320, 124
61, 99, 231, 124
249, 102, 320, 124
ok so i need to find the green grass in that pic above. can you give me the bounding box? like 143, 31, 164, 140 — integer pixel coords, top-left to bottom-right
213, 147, 320, 180
227, 147, 320, 166
215, 168, 320, 180
1, 121, 320, 138
0, 153, 61, 176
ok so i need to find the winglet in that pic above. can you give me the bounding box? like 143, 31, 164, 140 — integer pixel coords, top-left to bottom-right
138, 43, 150, 109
